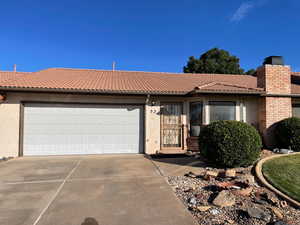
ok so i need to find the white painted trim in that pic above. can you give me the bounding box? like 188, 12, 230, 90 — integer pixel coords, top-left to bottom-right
236, 100, 240, 121
203, 99, 209, 125
242, 101, 247, 122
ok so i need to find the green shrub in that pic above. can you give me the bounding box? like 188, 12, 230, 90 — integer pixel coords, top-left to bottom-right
275, 117, 300, 152
199, 121, 262, 168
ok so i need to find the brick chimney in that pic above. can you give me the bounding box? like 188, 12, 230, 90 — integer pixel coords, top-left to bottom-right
257, 56, 292, 147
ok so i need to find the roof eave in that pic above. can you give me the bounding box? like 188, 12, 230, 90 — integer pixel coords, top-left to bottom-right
261, 93, 300, 97
189, 90, 264, 95
0, 86, 186, 96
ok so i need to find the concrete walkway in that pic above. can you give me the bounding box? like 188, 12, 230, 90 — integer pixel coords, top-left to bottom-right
0, 155, 196, 225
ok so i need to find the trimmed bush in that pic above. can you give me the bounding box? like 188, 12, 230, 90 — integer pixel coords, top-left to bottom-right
275, 117, 300, 152
199, 121, 262, 168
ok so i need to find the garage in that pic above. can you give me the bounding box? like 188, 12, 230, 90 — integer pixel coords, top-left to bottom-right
22, 104, 144, 156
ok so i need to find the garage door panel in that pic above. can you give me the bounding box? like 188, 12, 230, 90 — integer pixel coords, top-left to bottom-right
23, 104, 143, 156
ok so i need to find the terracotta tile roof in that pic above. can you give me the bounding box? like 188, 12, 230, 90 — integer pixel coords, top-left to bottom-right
0, 68, 263, 95
0, 71, 29, 83
192, 82, 263, 94
0, 68, 299, 95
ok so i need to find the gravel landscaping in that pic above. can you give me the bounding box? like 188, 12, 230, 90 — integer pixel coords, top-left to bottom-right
166, 153, 300, 225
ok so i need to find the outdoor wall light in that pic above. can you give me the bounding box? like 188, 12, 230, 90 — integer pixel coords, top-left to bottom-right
0, 93, 7, 103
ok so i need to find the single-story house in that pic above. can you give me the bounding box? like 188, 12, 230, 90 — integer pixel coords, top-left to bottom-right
0, 56, 299, 157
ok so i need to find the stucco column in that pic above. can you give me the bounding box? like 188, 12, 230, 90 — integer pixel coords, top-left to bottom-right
144, 101, 161, 154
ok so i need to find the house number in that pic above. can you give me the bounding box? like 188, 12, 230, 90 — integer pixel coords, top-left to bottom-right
150, 109, 157, 113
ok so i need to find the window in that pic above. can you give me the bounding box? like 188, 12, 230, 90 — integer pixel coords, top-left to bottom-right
292, 104, 300, 117
209, 101, 236, 122
190, 102, 203, 136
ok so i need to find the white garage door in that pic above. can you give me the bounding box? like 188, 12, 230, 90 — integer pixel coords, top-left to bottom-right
23, 104, 143, 156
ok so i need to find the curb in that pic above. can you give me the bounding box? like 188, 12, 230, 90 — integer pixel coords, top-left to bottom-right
255, 152, 300, 209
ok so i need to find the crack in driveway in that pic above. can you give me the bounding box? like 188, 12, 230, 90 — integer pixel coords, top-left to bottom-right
32, 160, 82, 225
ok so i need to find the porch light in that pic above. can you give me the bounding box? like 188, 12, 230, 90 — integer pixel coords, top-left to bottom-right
0, 94, 6, 102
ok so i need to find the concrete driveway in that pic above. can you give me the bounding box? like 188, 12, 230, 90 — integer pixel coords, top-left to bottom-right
0, 155, 196, 225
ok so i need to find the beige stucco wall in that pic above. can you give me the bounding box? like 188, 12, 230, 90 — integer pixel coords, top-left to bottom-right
145, 102, 161, 154
0, 92, 152, 157
0, 102, 20, 157
0, 92, 260, 157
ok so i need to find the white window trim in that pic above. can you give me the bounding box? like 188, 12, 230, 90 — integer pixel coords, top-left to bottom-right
203, 99, 209, 125
188, 98, 243, 124
240, 101, 246, 122
208, 100, 238, 123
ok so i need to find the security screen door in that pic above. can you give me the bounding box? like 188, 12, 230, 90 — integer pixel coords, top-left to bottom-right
161, 103, 183, 149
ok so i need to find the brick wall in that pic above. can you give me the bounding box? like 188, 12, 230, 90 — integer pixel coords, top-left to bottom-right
257, 64, 292, 147
257, 65, 291, 94
259, 97, 292, 129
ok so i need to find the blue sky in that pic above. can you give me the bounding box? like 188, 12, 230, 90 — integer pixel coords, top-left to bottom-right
0, 0, 299, 73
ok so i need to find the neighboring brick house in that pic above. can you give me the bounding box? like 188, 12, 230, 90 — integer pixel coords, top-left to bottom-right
0, 56, 299, 157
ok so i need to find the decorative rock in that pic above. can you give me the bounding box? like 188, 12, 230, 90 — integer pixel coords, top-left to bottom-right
272, 221, 288, 225
217, 181, 250, 193
267, 195, 279, 205
189, 197, 197, 205
225, 219, 235, 224
210, 208, 220, 215
233, 186, 253, 197
225, 169, 236, 177
279, 201, 288, 208
217, 181, 236, 189
203, 174, 212, 181
254, 199, 269, 205
197, 206, 211, 212
257, 192, 278, 205
273, 148, 294, 154
237, 175, 256, 185
246, 207, 271, 222
184, 171, 198, 178
205, 170, 219, 178
212, 190, 235, 207
270, 207, 284, 220
195, 193, 205, 200
183, 187, 193, 192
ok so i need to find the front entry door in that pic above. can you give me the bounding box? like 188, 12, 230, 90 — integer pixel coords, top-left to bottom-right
161, 103, 183, 150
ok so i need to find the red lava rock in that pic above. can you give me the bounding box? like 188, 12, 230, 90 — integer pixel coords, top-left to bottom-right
232, 186, 253, 197
255, 190, 262, 198
217, 181, 235, 189
166, 160, 300, 225
217, 181, 250, 192
195, 193, 204, 199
